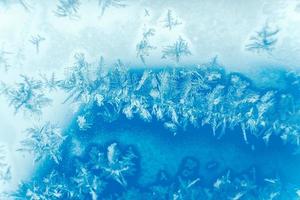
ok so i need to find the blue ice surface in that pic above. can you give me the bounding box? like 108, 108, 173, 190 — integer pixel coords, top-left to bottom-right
14, 67, 300, 199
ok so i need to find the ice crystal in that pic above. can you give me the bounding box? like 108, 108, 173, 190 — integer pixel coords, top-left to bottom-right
29, 35, 45, 54
144, 8, 150, 17
162, 37, 191, 63
60, 53, 100, 104
54, 0, 80, 19
77, 115, 92, 131
71, 165, 106, 199
246, 24, 279, 53
13, 171, 70, 200
0, 145, 11, 183
0, 49, 11, 71
136, 28, 156, 64
162, 9, 182, 30
99, 143, 136, 187
98, 0, 127, 16
40, 72, 62, 91
17, 122, 66, 163
1, 75, 52, 114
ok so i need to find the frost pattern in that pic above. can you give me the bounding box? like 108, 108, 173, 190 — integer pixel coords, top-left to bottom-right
17, 122, 66, 163
54, 0, 81, 19
162, 37, 191, 63
0, 145, 11, 183
101, 143, 136, 187
13, 171, 70, 200
13, 142, 138, 199
162, 9, 182, 30
29, 34, 45, 54
0, 48, 11, 71
76, 115, 92, 131
98, 0, 127, 16
55, 55, 300, 148
12, 142, 300, 199
246, 24, 279, 53
136, 28, 156, 64
59, 53, 100, 105
0, 0, 31, 11
1, 75, 52, 115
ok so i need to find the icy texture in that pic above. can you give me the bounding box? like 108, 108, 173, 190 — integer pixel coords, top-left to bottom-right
98, 0, 127, 16
29, 35, 45, 54
54, 0, 81, 19
12, 142, 300, 199
13, 142, 138, 199
17, 122, 66, 163
0, 49, 11, 71
246, 24, 280, 54
1, 75, 52, 115
0, 0, 31, 11
136, 28, 156, 64
0, 145, 11, 183
1, 1, 300, 199
162, 9, 182, 30
162, 37, 191, 63
54, 55, 300, 148
13, 171, 69, 200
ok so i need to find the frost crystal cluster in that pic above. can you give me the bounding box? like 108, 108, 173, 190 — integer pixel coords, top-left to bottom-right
58, 55, 300, 148
1, 75, 52, 115
12, 142, 300, 199
14, 142, 138, 199
17, 122, 66, 163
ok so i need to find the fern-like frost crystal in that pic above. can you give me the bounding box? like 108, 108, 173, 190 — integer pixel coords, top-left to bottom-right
162, 9, 182, 30
136, 28, 156, 64
18, 122, 66, 164
246, 24, 279, 53
1, 75, 52, 115
162, 37, 191, 63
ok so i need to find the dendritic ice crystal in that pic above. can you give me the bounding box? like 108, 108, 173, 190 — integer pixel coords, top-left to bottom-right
162, 9, 182, 30
1, 75, 52, 115
162, 37, 191, 63
17, 122, 66, 164
136, 28, 156, 64
29, 35, 45, 54
246, 24, 280, 53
